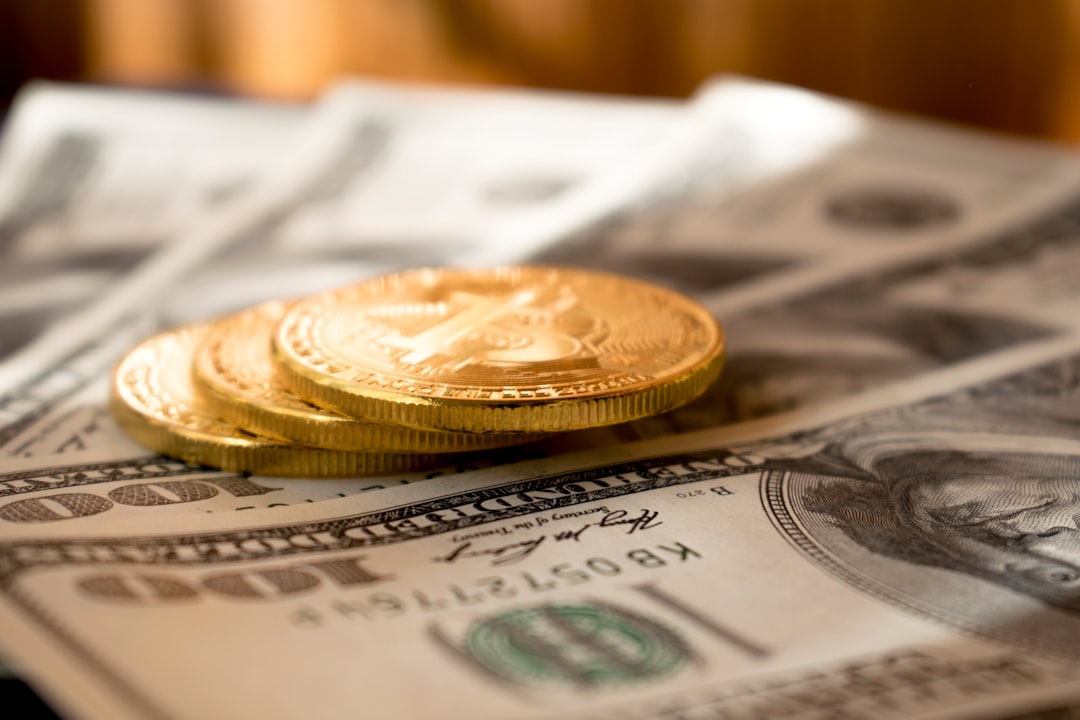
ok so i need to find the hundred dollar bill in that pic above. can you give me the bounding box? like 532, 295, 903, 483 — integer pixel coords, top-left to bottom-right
3, 325, 1080, 718
542, 77, 1080, 291
3, 74, 1070, 709
0, 81, 304, 363
532, 77, 1080, 443
158, 80, 686, 325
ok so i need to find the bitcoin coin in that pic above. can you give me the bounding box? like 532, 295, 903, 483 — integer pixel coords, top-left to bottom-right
192, 300, 548, 452
274, 266, 725, 433
110, 322, 455, 477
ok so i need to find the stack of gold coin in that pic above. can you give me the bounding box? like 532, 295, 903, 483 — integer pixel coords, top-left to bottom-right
110, 266, 726, 478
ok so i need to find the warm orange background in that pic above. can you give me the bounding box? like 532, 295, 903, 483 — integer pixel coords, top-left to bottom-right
2, 0, 1078, 141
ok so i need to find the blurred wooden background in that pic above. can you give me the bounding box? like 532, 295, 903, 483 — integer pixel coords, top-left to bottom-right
2, 0, 1078, 140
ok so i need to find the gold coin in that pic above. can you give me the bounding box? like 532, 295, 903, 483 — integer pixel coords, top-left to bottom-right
191, 300, 548, 452
110, 322, 455, 477
274, 266, 725, 433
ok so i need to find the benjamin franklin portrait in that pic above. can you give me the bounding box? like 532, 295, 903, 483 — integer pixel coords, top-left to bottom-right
768, 369, 1080, 658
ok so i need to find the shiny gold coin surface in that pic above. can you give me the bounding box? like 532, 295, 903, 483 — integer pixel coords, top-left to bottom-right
192, 300, 547, 452
110, 322, 455, 477
274, 266, 726, 433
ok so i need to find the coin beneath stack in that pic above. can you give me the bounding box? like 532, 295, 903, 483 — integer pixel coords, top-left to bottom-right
110, 322, 455, 477
273, 266, 725, 433
191, 300, 549, 452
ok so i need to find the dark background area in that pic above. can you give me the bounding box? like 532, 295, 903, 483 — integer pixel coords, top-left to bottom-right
1, 0, 1079, 140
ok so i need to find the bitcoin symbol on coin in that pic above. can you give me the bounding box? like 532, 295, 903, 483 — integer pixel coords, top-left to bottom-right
380, 289, 587, 368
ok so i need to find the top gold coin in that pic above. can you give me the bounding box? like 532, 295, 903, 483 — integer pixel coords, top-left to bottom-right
273, 266, 725, 433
